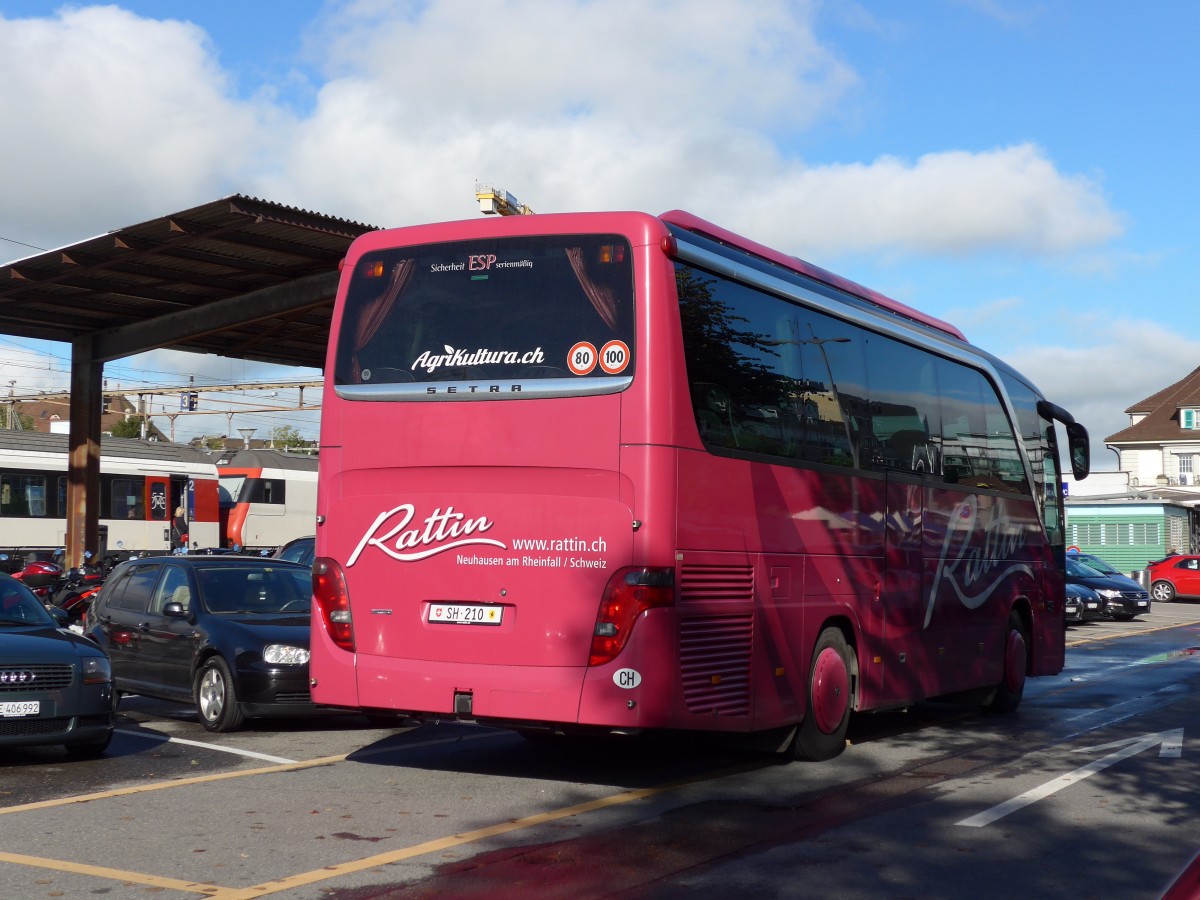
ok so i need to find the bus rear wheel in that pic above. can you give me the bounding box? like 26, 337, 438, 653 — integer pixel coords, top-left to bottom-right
987, 610, 1027, 713
793, 627, 853, 761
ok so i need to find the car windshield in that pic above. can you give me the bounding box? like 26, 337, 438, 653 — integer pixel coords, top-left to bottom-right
1066, 558, 1106, 578
195, 566, 313, 615
1077, 554, 1119, 574
0, 583, 55, 626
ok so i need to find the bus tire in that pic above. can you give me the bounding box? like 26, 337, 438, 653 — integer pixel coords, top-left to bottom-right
794, 627, 853, 761
987, 610, 1028, 714
195, 656, 245, 732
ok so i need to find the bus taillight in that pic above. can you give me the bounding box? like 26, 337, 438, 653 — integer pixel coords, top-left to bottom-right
589, 567, 675, 667
313, 557, 354, 652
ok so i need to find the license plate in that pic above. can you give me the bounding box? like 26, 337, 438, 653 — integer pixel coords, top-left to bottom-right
429, 603, 503, 625
1137, 601, 1149, 607
0, 700, 40, 718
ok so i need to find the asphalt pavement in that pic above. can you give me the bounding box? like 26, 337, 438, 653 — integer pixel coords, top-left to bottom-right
1066, 596, 1200, 645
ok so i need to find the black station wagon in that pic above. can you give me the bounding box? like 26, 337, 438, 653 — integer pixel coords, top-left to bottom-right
84, 555, 315, 732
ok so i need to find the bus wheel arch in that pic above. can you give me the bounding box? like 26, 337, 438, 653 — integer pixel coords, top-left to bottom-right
987, 605, 1029, 714
793, 622, 857, 761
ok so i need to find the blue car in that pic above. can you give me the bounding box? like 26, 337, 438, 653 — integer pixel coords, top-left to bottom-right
0, 573, 116, 755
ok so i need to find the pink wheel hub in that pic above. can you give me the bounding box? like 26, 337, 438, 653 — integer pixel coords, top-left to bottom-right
1004, 627, 1027, 693
811, 646, 850, 734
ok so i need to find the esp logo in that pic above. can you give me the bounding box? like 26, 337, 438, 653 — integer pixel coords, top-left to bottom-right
469, 254, 498, 271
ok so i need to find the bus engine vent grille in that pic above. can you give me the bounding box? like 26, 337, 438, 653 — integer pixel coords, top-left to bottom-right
679, 564, 755, 604
679, 615, 753, 717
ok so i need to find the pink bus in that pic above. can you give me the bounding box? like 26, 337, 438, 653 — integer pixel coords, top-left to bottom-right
310, 210, 1090, 760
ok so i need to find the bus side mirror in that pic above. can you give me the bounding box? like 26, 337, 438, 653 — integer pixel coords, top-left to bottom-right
1066, 422, 1090, 480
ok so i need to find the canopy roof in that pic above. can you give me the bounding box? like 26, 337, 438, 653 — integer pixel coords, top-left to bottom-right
0, 195, 379, 370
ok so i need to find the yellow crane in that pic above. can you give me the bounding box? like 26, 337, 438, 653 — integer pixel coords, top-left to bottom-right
475, 182, 535, 216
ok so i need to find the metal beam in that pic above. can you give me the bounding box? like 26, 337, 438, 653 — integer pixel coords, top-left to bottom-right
90, 270, 339, 364
65, 338, 102, 568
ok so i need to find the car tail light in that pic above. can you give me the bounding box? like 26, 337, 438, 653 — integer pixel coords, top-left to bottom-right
313, 557, 354, 652
589, 567, 675, 666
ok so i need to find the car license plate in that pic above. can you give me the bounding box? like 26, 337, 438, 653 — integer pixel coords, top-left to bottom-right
0, 700, 40, 718
429, 603, 503, 625
1137, 601, 1149, 607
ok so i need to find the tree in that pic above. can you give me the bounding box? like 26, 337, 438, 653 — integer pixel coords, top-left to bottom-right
109, 415, 147, 439
270, 425, 311, 450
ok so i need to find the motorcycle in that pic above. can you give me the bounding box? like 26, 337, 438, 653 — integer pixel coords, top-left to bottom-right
52, 561, 107, 624
8, 551, 66, 605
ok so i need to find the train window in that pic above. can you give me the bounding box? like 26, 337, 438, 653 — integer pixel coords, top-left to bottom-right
236, 478, 286, 505
1, 474, 49, 517
112, 478, 145, 520
218, 475, 246, 507
261, 479, 285, 504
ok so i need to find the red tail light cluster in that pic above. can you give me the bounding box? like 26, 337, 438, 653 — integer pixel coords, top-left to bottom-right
313, 557, 354, 652
589, 567, 675, 666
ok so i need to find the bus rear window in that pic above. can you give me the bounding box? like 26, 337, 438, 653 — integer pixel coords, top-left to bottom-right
333, 235, 634, 399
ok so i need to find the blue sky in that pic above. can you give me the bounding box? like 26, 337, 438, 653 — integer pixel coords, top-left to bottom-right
0, 1, 1197, 455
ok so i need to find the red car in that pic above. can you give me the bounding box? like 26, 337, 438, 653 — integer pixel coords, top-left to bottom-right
1147, 554, 1200, 602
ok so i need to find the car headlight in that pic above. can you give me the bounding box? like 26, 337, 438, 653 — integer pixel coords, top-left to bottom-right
1096, 589, 1123, 600
264, 644, 310, 665
82, 656, 112, 685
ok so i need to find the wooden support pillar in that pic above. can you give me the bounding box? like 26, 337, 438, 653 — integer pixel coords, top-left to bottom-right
65, 338, 103, 569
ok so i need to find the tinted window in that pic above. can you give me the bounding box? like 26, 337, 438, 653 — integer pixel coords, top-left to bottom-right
277, 538, 314, 565
677, 261, 1030, 497
334, 235, 635, 392
677, 267, 865, 468
151, 566, 192, 615
196, 566, 312, 614
113, 564, 162, 612
0, 580, 53, 624
864, 336, 941, 474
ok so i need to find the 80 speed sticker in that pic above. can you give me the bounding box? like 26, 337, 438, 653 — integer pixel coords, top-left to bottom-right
567, 340, 630, 376
568, 341, 597, 375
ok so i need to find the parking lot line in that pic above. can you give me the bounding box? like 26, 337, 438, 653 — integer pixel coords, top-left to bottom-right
1067, 620, 1199, 647
204, 759, 771, 900
0, 753, 348, 817
0, 849, 225, 896
116, 728, 299, 764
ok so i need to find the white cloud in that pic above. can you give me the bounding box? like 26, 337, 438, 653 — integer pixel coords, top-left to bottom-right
0, 1, 1133, 442
1, 1, 1124, 260
0, 7, 287, 247
1004, 321, 1200, 467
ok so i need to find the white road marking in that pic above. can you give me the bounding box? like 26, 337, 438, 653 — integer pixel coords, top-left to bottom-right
115, 728, 297, 764
956, 728, 1184, 827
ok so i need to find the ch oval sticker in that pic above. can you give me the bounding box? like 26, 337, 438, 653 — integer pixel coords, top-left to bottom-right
613, 668, 642, 689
